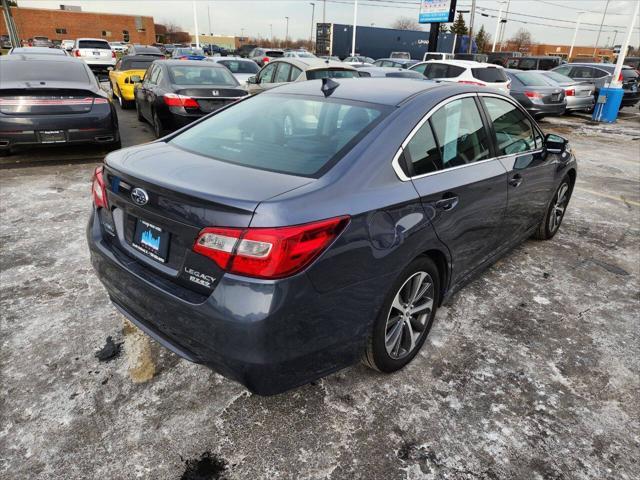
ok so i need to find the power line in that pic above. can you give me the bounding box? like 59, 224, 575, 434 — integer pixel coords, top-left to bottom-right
537, 1, 626, 15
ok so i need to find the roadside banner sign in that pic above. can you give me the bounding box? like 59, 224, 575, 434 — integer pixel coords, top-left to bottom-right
418, 0, 457, 24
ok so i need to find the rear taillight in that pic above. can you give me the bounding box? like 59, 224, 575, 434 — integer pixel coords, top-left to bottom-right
458, 80, 485, 86
163, 93, 199, 108
112, 50, 116, 58
74, 50, 80, 57
524, 91, 543, 99
565, 88, 575, 96
506, 81, 512, 90
91, 166, 108, 209
618, 72, 623, 82
263, 57, 270, 63
193, 216, 350, 279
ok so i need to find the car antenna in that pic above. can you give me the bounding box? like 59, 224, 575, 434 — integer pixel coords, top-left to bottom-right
321, 78, 340, 97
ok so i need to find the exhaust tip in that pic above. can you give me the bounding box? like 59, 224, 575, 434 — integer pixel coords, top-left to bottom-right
0, 140, 10, 147
95, 136, 115, 143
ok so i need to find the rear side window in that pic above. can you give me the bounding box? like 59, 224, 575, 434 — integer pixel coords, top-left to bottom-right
274, 63, 292, 83
570, 66, 597, 79
290, 66, 302, 80
0, 60, 89, 83
472, 68, 508, 83
621, 69, 638, 79
78, 40, 110, 49
425, 63, 449, 79
405, 120, 441, 175
306, 69, 358, 80
430, 97, 491, 168
170, 95, 387, 177
482, 97, 536, 155
266, 51, 284, 58
538, 58, 559, 70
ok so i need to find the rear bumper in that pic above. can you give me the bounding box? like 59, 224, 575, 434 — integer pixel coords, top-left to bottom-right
0, 108, 118, 150
87, 208, 385, 395
621, 91, 639, 106
526, 103, 566, 117
566, 96, 595, 111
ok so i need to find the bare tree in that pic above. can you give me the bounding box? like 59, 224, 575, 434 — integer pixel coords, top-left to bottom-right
510, 28, 532, 52
392, 17, 421, 31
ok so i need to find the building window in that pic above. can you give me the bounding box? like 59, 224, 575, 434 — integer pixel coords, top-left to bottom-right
102, 30, 111, 37
55, 28, 67, 34
122, 30, 130, 42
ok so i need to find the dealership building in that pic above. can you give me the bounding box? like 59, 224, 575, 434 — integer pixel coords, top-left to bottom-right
0, 6, 156, 45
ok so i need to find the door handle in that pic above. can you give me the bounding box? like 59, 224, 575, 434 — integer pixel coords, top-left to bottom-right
509, 174, 523, 187
435, 195, 459, 211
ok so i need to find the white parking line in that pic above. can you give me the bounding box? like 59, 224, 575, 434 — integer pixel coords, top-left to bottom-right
575, 187, 640, 207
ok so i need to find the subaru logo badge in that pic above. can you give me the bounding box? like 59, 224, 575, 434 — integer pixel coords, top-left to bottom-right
212, 90, 219, 96
131, 188, 149, 206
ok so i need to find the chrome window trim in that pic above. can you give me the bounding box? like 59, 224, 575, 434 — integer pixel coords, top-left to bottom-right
391, 92, 487, 182
392, 91, 547, 182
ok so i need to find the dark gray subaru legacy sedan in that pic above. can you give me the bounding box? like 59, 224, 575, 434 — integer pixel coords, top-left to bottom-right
88, 78, 577, 395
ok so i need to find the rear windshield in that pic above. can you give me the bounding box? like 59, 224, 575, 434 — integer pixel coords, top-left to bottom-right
168, 66, 238, 86
78, 40, 110, 50
134, 47, 162, 55
218, 60, 259, 74
472, 68, 508, 82
514, 72, 554, 86
0, 59, 89, 83
306, 69, 358, 80
544, 71, 573, 83
424, 54, 444, 61
175, 48, 204, 56
170, 94, 388, 177
121, 58, 155, 70
265, 51, 284, 58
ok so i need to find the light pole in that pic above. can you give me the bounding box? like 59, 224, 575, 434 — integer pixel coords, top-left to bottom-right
192, 0, 200, 48
351, 0, 358, 57
568, 11, 587, 61
611, 0, 640, 89
241, 28, 244, 39
270, 23, 273, 42
285, 16, 289, 47
492, 1, 506, 53
593, 0, 611, 58
208, 2, 213, 36
498, 0, 510, 51
467, 0, 476, 54
310, 3, 315, 44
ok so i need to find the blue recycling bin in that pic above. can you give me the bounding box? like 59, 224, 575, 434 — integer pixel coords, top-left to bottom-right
592, 87, 625, 123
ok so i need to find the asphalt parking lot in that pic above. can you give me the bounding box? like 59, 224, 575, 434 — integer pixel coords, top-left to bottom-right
1, 105, 639, 480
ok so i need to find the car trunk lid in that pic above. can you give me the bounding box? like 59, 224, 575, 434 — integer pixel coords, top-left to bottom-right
102, 141, 313, 291
172, 86, 248, 113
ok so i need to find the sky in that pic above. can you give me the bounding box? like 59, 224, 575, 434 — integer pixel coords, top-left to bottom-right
16, 0, 640, 47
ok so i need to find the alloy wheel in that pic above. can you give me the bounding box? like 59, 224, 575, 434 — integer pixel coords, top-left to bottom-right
384, 271, 434, 360
549, 183, 569, 233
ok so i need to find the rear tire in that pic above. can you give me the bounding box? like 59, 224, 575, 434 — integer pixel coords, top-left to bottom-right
135, 99, 144, 122
105, 139, 122, 152
533, 175, 572, 240
117, 89, 132, 110
363, 257, 440, 373
152, 110, 166, 138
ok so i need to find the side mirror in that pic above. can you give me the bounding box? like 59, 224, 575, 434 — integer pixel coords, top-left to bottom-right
545, 133, 568, 154
247, 75, 258, 84
130, 75, 142, 83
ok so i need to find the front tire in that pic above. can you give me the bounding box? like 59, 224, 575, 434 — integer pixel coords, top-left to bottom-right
135, 99, 144, 122
533, 176, 572, 240
363, 257, 440, 373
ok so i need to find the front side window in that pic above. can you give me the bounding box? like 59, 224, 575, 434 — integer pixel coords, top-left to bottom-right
259, 62, 278, 83
482, 97, 536, 155
405, 120, 441, 176
411, 63, 428, 75
290, 66, 302, 80
170, 95, 387, 177
430, 98, 490, 168
553, 65, 572, 76
571, 66, 595, 79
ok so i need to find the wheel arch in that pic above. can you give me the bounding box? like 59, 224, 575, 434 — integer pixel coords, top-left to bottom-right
566, 168, 577, 192
418, 248, 449, 306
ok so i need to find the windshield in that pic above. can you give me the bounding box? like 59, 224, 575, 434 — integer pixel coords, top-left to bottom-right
1, 59, 89, 83
219, 60, 259, 74
176, 48, 204, 56
514, 72, 554, 86
170, 94, 387, 177
168, 66, 238, 86
121, 59, 155, 70
306, 69, 358, 80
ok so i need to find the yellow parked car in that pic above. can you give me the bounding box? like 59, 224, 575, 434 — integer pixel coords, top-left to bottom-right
109, 55, 159, 109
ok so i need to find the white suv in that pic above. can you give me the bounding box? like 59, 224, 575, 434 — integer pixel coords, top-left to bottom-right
72, 38, 116, 70
409, 60, 511, 93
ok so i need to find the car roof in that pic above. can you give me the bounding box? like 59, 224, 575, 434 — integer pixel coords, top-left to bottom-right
376, 58, 416, 63
566, 62, 629, 69
1, 54, 80, 64
10, 47, 64, 55
271, 58, 354, 70
414, 59, 503, 69
262, 77, 467, 106
76, 38, 109, 42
